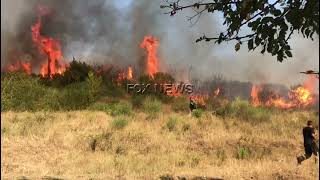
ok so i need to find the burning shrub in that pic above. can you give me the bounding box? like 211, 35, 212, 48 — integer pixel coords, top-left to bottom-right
153, 72, 175, 84
40, 60, 95, 87
138, 72, 175, 95
62, 60, 94, 84
1, 72, 47, 111
138, 74, 154, 85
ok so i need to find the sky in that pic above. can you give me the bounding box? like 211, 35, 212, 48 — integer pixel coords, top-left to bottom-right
1, 0, 319, 88
113, 0, 132, 9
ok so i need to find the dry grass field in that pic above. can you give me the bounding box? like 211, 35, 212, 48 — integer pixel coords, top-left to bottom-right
1, 110, 319, 180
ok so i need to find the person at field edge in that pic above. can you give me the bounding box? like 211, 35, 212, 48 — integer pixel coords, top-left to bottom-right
297, 120, 319, 165
189, 96, 197, 114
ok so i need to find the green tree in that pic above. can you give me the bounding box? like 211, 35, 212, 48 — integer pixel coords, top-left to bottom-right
86, 71, 103, 102
161, 0, 319, 61
61, 58, 94, 85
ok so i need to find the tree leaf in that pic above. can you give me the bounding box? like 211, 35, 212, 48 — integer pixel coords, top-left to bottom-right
255, 36, 261, 46
277, 51, 284, 62
235, 43, 241, 51
248, 39, 254, 50
272, 9, 282, 16
285, 50, 292, 57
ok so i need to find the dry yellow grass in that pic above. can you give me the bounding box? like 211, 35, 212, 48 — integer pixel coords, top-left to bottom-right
1, 110, 319, 179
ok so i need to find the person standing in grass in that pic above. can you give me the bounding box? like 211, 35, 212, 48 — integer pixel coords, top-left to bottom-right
297, 120, 319, 165
189, 96, 197, 115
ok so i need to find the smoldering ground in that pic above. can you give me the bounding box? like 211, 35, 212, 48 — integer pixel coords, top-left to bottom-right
1, 0, 319, 88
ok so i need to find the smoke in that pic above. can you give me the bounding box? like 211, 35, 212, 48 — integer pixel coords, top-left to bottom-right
1, 0, 319, 87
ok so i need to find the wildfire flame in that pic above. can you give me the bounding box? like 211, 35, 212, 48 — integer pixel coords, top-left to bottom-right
127, 66, 133, 80
250, 85, 262, 107
31, 6, 66, 77
250, 76, 317, 109
116, 71, 126, 83
214, 87, 220, 97
6, 61, 32, 75
140, 35, 159, 78
191, 95, 209, 107
166, 85, 182, 97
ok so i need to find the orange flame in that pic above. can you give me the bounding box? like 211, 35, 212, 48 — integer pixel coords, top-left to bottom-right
191, 95, 209, 107
7, 61, 32, 75
214, 87, 220, 97
250, 85, 262, 107
140, 35, 159, 77
31, 6, 66, 77
116, 70, 126, 83
250, 76, 317, 109
127, 66, 133, 80
166, 85, 182, 97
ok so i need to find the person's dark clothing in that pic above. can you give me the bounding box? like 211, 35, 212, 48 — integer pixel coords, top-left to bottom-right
189, 100, 197, 112
303, 126, 315, 145
303, 127, 316, 157
297, 126, 318, 164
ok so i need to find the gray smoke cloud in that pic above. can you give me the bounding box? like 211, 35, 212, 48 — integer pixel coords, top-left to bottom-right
1, 0, 319, 88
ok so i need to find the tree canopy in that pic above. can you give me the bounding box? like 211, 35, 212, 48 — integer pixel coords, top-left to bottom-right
161, 0, 319, 62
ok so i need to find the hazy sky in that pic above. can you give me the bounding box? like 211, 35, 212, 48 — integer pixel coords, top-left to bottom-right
1, 0, 319, 88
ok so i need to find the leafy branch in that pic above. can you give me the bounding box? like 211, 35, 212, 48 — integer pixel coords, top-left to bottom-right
161, 0, 319, 62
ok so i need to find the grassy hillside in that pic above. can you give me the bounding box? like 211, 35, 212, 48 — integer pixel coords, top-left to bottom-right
1, 71, 319, 179
1, 110, 319, 179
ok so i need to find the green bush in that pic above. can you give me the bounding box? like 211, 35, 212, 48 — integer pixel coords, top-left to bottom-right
86, 71, 102, 103
166, 116, 178, 131
41, 82, 94, 111
1, 72, 98, 111
59, 60, 94, 86
111, 117, 129, 130
131, 94, 145, 109
192, 109, 203, 118
236, 146, 251, 160
101, 84, 126, 97
110, 101, 132, 116
1, 72, 47, 111
87, 102, 111, 112
55, 82, 91, 110
156, 94, 173, 104
171, 96, 189, 112
143, 97, 162, 115
40, 88, 62, 110
215, 98, 271, 123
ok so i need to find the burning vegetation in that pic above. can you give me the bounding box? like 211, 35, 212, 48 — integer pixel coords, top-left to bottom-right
31, 7, 67, 77
140, 35, 159, 78
4, 5, 67, 77
250, 75, 318, 109
1, 5, 319, 112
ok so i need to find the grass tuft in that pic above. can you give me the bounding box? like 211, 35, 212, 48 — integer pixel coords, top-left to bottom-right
111, 117, 129, 130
